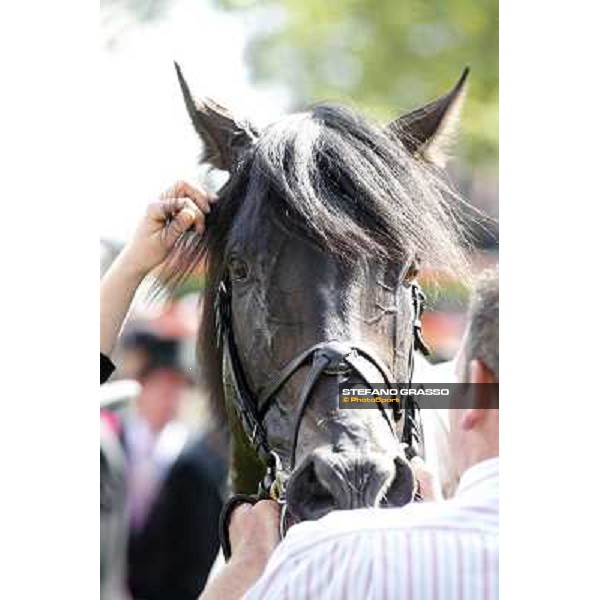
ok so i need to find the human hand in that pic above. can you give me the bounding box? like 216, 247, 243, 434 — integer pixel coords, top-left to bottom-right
121, 180, 214, 278
411, 456, 443, 502
199, 500, 281, 600
229, 500, 281, 566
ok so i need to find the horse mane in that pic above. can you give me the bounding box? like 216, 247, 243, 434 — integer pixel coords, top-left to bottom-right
159, 103, 479, 424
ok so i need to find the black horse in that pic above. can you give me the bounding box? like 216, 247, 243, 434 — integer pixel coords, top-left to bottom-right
163, 65, 473, 527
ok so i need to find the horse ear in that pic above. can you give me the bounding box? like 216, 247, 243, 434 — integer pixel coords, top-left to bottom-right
174, 62, 258, 171
388, 67, 469, 168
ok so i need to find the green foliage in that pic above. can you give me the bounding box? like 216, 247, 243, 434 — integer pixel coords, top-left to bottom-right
216, 0, 498, 168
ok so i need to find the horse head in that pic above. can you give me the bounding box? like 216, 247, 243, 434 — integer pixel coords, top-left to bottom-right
165, 64, 471, 523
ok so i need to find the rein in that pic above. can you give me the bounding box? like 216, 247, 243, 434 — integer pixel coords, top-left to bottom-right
216, 268, 431, 560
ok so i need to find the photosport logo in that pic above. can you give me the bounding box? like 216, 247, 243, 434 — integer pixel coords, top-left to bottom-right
339, 383, 499, 410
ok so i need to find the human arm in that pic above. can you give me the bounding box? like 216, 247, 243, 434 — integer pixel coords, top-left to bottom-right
200, 500, 280, 600
100, 181, 212, 358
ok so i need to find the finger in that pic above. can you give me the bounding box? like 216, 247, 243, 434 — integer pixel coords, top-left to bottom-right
410, 456, 432, 483
410, 456, 426, 469
253, 500, 281, 534
174, 207, 196, 232
167, 180, 213, 214
177, 197, 205, 234
254, 499, 281, 517
253, 500, 282, 547
163, 210, 191, 247
177, 180, 214, 213
410, 456, 442, 501
164, 207, 204, 247
229, 502, 253, 530
148, 197, 184, 222
156, 197, 202, 228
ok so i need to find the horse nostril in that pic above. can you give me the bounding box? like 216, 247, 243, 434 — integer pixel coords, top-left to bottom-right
305, 462, 337, 513
287, 458, 337, 522
381, 457, 416, 508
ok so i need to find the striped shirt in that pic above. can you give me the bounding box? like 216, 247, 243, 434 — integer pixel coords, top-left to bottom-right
245, 457, 499, 600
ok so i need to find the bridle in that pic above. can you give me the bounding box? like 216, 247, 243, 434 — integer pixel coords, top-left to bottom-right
216, 264, 431, 559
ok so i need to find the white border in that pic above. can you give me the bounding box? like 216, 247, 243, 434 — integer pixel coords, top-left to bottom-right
1, 0, 599, 597
501, 0, 600, 596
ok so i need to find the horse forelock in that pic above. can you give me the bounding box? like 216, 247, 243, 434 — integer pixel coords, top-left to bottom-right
160, 102, 479, 425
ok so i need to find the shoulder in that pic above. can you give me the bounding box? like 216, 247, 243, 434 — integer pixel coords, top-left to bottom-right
287, 496, 495, 541
245, 501, 498, 600
253, 501, 497, 576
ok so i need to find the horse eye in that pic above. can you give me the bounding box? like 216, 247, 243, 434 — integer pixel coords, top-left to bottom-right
399, 262, 420, 288
404, 261, 419, 282
229, 257, 250, 281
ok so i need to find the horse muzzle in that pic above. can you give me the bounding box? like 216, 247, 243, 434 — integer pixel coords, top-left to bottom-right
285, 445, 416, 522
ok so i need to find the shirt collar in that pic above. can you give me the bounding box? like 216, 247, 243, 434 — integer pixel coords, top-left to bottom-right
456, 456, 499, 497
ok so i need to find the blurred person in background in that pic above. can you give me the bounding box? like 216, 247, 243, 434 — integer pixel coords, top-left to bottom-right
121, 329, 227, 600
120, 329, 192, 533
101, 181, 227, 599
101, 408, 130, 600
101, 378, 141, 600
105, 320, 200, 557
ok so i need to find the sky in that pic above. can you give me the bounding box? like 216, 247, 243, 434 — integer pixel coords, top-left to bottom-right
100, 0, 289, 243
